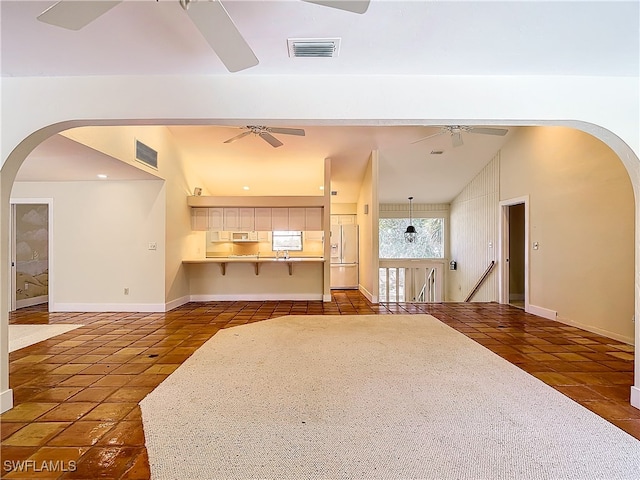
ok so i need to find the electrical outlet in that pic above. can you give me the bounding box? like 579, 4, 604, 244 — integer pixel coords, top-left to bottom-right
124, 288, 129, 295
148, 242, 157, 251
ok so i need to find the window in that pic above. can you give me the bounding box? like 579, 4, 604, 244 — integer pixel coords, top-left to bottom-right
379, 218, 444, 259
272, 231, 303, 251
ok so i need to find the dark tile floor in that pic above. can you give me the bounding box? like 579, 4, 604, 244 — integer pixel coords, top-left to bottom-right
1, 291, 638, 479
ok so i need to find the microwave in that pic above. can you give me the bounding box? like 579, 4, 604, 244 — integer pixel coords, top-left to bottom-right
232, 231, 258, 242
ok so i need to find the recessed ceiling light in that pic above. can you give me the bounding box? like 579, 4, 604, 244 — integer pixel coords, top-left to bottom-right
243, 186, 250, 190
319, 186, 324, 190
97, 174, 108, 179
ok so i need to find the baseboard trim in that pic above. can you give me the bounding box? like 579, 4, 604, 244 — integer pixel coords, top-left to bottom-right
631, 386, 640, 410
553, 316, 635, 345
527, 304, 557, 321
1, 389, 14, 413
190, 294, 323, 302
358, 285, 377, 304
322, 294, 332, 302
51, 303, 165, 313
16, 295, 48, 309
164, 296, 190, 312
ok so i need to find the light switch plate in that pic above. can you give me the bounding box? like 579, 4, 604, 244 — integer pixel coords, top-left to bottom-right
148, 242, 157, 250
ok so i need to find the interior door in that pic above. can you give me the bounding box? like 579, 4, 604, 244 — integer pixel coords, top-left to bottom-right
507, 203, 526, 308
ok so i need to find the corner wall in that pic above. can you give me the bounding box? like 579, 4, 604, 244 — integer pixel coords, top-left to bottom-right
501, 127, 635, 343
357, 152, 379, 302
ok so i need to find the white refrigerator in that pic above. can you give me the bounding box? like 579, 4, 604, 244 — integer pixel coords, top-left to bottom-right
330, 224, 359, 289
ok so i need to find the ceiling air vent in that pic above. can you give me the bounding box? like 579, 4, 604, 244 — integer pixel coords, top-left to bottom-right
430, 150, 444, 155
288, 38, 341, 58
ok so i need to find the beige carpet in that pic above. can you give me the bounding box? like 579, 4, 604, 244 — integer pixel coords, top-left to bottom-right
8, 324, 83, 352
140, 315, 640, 479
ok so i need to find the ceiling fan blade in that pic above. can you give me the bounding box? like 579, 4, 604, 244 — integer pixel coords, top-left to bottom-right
185, 0, 259, 73
410, 131, 444, 145
223, 130, 252, 144
37, 1, 122, 30
452, 132, 464, 147
468, 127, 509, 136
302, 0, 370, 14
260, 133, 284, 148
267, 127, 306, 136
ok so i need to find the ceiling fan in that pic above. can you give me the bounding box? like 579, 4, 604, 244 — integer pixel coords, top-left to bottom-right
36, 0, 371, 73
411, 126, 509, 148
223, 126, 306, 148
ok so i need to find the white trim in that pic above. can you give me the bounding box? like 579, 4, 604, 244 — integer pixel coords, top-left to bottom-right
553, 315, 634, 345
0, 389, 14, 413
499, 196, 529, 310
527, 304, 557, 321
359, 284, 377, 304
322, 294, 332, 302
631, 386, 640, 410
16, 295, 48, 309
51, 303, 165, 313
165, 295, 190, 312
190, 294, 323, 302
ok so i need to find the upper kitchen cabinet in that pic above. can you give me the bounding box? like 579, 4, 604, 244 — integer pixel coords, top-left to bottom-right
208, 208, 224, 231
239, 208, 255, 231
191, 208, 209, 231
331, 214, 356, 225
271, 208, 289, 230
254, 208, 272, 231
305, 208, 323, 231
223, 208, 240, 230
288, 208, 306, 231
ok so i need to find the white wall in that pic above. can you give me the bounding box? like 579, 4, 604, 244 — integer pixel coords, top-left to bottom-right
11, 180, 166, 311
500, 127, 635, 343
60, 126, 204, 307
448, 154, 500, 302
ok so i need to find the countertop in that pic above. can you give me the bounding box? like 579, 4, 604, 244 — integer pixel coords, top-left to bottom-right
182, 257, 325, 264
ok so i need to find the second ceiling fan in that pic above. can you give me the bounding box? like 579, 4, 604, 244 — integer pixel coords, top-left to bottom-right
36, 0, 371, 73
412, 125, 509, 148
223, 126, 306, 148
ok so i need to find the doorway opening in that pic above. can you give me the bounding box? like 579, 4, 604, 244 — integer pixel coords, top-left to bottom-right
10, 199, 52, 312
499, 197, 529, 310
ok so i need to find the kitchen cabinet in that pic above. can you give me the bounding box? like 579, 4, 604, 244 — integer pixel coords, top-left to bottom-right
331, 214, 356, 226
191, 208, 209, 231
288, 208, 306, 231
271, 208, 289, 230
223, 208, 240, 230
254, 208, 272, 231
305, 207, 323, 231
238, 208, 255, 231
208, 208, 224, 231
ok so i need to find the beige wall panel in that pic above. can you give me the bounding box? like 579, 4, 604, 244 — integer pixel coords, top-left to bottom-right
500, 127, 635, 342
448, 154, 500, 302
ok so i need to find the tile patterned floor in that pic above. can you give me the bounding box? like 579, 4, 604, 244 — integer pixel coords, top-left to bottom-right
1, 291, 638, 479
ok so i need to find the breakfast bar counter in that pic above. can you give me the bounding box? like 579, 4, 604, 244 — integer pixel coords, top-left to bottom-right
183, 257, 325, 275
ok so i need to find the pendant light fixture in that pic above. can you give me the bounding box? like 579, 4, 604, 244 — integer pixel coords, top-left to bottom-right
405, 196, 417, 243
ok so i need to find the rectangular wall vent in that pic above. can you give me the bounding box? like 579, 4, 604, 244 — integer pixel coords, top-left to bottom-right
135, 140, 158, 169
288, 38, 341, 58
430, 150, 444, 155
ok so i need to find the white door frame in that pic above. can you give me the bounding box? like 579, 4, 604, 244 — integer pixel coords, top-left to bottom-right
9, 198, 54, 311
498, 196, 529, 310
